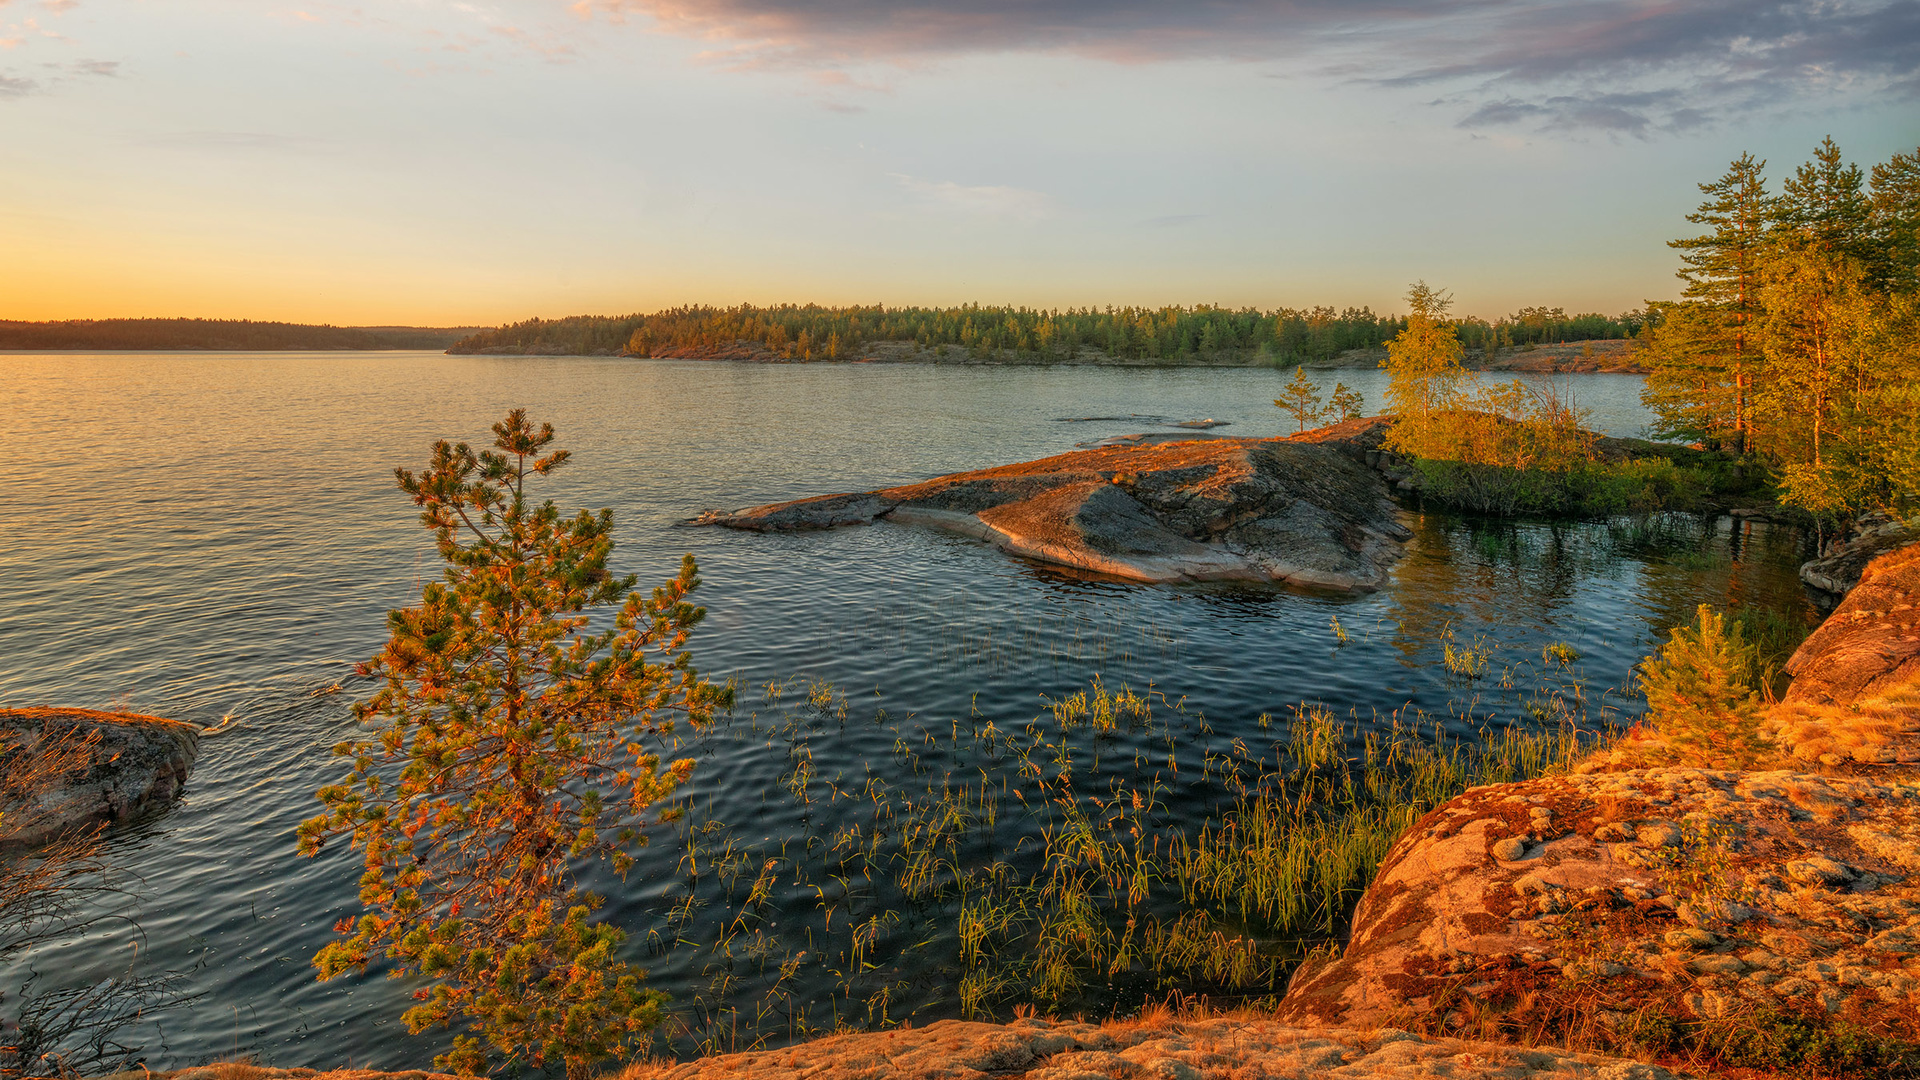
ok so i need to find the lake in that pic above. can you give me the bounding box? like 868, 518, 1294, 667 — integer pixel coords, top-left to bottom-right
0, 352, 1814, 1069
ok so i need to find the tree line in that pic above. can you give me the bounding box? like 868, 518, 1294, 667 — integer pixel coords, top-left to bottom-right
0, 318, 478, 351
1641, 137, 1920, 520
447, 302, 1644, 364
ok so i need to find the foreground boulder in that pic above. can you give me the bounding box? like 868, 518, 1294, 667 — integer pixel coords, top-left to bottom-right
629, 1014, 1676, 1080
0, 707, 200, 849
1280, 540, 1920, 1054
1784, 539, 1920, 713
688, 422, 1411, 591
1276, 765, 1920, 1036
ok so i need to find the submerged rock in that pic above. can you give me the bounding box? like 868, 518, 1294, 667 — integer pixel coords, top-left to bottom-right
687, 420, 1411, 591
0, 707, 200, 849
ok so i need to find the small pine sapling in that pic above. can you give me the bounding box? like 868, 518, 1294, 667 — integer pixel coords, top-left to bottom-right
299, 410, 732, 1080
1637, 604, 1770, 767
1275, 366, 1330, 433
1329, 383, 1365, 422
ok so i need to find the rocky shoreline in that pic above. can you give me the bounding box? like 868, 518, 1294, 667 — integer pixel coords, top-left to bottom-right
625, 1014, 1677, 1080
611, 540, 1918, 1078
39, 477, 1913, 1079
688, 419, 1412, 591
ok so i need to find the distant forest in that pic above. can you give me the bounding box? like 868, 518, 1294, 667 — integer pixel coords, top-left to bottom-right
447, 303, 1648, 363
0, 319, 481, 351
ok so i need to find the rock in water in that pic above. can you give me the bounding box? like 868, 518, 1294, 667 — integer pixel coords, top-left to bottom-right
0, 707, 200, 849
1799, 515, 1918, 605
687, 426, 1412, 591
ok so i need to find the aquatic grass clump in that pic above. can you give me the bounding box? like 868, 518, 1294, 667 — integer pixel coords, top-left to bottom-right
1543, 641, 1581, 666
1441, 626, 1493, 679
1170, 705, 1587, 939
1044, 676, 1152, 732
1729, 605, 1813, 692
639, 671, 1607, 1056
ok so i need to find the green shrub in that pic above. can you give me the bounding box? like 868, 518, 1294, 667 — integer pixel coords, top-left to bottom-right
1711, 1006, 1920, 1077
1410, 455, 1724, 518
1637, 604, 1769, 766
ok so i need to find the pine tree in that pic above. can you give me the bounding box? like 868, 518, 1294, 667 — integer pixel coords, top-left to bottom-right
1275, 366, 1329, 432
1638, 605, 1769, 768
1329, 382, 1365, 422
1776, 137, 1875, 265
1870, 147, 1920, 295
1381, 282, 1470, 458
299, 411, 731, 1080
1643, 153, 1770, 447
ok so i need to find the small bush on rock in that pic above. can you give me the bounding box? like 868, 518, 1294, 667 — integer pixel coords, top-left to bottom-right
1635, 604, 1770, 767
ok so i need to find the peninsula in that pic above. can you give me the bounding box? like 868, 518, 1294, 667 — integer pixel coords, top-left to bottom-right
689, 419, 1410, 591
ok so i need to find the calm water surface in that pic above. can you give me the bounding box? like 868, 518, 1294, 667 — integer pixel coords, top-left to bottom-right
0, 353, 1813, 1068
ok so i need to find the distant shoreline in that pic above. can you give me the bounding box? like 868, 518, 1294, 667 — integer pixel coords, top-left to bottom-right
0, 318, 482, 352
457, 337, 1649, 375
0, 340, 1648, 375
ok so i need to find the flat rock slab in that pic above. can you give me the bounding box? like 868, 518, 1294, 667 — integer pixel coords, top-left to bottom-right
687, 421, 1410, 591
1800, 519, 1920, 602
0, 707, 199, 849
629, 1016, 1679, 1080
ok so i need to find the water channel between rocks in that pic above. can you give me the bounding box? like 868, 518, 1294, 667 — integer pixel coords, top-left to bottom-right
0, 352, 1815, 1068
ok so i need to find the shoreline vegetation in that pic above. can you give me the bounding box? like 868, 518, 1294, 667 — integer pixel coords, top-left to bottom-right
443, 304, 1649, 373
0, 310, 1650, 373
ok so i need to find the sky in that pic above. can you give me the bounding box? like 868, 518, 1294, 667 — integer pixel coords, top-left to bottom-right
1, 0, 1916, 326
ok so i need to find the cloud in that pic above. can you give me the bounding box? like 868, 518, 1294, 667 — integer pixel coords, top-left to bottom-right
70, 57, 115, 75
889, 172, 1049, 219
0, 71, 33, 96
572, 1, 1920, 133
489, 23, 579, 61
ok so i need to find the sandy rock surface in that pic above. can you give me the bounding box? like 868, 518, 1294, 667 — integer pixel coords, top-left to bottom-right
629, 1016, 1678, 1080
685, 419, 1410, 591
0, 707, 200, 849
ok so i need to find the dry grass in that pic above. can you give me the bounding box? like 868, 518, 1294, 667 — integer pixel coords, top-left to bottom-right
1584, 677, 1920, 775
1767, 680, 1920, 766
0, 706, 198, 732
